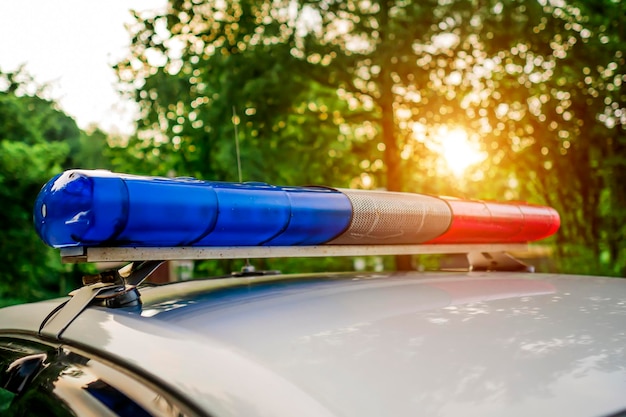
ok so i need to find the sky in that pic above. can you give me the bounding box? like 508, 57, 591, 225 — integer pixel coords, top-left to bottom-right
0, 0, 166, 135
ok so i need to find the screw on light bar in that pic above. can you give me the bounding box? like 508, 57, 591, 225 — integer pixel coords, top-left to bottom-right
34, 170, 560, 250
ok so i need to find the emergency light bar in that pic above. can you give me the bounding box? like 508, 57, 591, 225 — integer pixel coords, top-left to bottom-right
34, 170, 560, 250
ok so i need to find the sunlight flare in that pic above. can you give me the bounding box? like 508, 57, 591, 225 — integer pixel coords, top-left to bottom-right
415, 125, 487, 177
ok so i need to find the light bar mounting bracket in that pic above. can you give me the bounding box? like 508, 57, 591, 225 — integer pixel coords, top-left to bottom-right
39, 261, 163, 340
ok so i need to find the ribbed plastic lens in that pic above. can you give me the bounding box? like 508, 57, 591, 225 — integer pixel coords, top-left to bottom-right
34, 171, 96, 247
428, 198, 561, 243
34, 170, 560, 249
34, 170, 353, 248
113, 177, 218, 246
263, 186, 353, 245
516, 204, 561, 242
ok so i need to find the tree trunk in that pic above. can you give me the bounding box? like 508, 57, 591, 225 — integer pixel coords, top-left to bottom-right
378, 0, 411, 270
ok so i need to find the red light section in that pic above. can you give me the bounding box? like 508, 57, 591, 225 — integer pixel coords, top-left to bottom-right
428, 198, 560, 243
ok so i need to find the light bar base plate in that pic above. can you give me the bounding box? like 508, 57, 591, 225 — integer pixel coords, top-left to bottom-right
61, 244, 529, 263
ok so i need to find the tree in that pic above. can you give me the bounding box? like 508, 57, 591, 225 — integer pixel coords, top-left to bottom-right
296, 0, 625, 274
119, 0, 625, 275
457, 0, 626, 275
114, 1, 361, 186
0, 67, 89, 306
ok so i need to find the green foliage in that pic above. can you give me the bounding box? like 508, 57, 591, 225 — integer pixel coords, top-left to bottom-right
0, 68, 89, 306
76, 127, 114, 170
118, 0, 625, 276
466, 0, 626, 275
114, 0, 363, 186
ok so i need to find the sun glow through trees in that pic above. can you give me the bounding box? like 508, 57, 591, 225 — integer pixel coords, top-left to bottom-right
414, 124, 487, 177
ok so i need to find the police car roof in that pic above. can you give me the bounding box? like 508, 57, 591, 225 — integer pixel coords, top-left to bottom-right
9, 170, 622, 416
3, 270, 626, 417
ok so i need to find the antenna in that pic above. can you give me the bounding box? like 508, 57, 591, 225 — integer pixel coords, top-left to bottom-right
232, 106, 252, 271
232, 106, 243, 183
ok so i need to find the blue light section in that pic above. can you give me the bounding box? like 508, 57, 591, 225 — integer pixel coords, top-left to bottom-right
195, 183, 289, 246
34, 170, 353, 248
267, 187, 352, 245
34, 171, 96, 247
116, 177, 219, 246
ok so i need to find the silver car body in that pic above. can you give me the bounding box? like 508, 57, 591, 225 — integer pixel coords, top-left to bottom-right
1, 270, 626, 417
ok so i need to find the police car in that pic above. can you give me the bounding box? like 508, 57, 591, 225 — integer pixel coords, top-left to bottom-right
1, 170, 625, 417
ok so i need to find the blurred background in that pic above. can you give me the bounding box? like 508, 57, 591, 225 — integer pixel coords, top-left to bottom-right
0, 0, 624, 306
